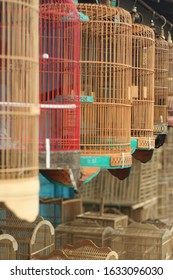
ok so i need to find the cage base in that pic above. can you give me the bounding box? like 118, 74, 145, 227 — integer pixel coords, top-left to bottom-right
132, 149, 154, 163
39, 150, 80, 185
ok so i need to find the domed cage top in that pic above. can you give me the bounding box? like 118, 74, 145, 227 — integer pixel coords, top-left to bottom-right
168, 37, 173, 127
131, 24, 155, 150
0, 0, 39, 222
39, 0, 80, 172
154, 36, 169, 135
78, 3, 132, 169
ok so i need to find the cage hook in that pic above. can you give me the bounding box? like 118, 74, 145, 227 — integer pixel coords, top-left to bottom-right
161, 15, 166, 29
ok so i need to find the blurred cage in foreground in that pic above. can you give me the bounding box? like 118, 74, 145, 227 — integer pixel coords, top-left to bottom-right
0, 205, 55, 259
0, 233, 18, 260
0, 0, 39, 221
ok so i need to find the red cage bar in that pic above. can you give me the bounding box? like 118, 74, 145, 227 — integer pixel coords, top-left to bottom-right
39, 0, 80, 184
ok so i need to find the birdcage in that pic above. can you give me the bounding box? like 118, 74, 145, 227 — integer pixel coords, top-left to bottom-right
157, 180, 169, 219
39, 0, 80, 185
0, 1, 39, 221
154, 34, 169, 139
39, 197, 83, 227
75, 197, 128, 228
33, 239, 118, 260
79, 151, 158, 207
131, 24, 155, 162
0, 234, 18, 260
0, 206, 55, 259
168, 31, 173, 126
78, 3, 132, 173
59, 239, 118, 260
108, 222, 172, 260
55, 219, 114, 249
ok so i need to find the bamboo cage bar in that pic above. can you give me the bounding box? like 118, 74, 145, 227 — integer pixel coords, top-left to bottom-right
78, 3, 132, 168
154, 34, 169, 135
0, 0, 39, 221
39, 0, 80, 185
131, 24, 155, 150
167, 32, 173, 126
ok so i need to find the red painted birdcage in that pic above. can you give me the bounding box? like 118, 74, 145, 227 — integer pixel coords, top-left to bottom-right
78, 3, 132, 179
167, 31, 173, 127
0, 0, 39, 221
39, 0, 80, 185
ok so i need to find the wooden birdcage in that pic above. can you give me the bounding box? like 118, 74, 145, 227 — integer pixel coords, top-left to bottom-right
154, 33, 169, 136
55, 219, 114, 249
168, 31, 173, 126
108, 222, 172, 260
0, 206, 55, 259
75, 197, 128, 228
131, 24, 155, 162
39, 197, 83, 227
33, 239, 118, 260
79, 151, 158, 207
0, 234, 18, 260
0, 0, 39, 221
39, 0, 80, 185
78, 3, 132, 172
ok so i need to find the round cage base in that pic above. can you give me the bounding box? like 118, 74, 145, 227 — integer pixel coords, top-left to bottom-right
0, 177, 39, 222
132, 149, 154, 163
155, 134, 167, 149
107, 167, 131, 180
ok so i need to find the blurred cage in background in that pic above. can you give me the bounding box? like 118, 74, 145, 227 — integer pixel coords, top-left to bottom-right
168, 32, 173, 126
79, 151, 158, 206
131, 24, 155, 150
39, 0, 80, 184
78, 3, 132, 168
154, 35, 169, 135
0, 0, 39, 221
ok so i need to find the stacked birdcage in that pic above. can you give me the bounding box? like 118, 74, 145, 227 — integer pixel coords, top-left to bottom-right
55, 219, 114, 249
39, 0, 80, 185
154, 30, 169, 137
131, 23, 155, 161
167, 31, 173, 126
0, 0, 39, 221
78, 3, 132, 171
